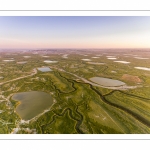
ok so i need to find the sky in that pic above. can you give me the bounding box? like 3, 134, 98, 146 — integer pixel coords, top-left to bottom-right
0, 16, 150, 49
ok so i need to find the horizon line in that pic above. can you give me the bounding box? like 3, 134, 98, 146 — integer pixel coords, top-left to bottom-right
1, 48, 150, 50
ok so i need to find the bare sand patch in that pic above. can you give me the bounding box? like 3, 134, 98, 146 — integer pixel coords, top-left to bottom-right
121, 74, 142, 83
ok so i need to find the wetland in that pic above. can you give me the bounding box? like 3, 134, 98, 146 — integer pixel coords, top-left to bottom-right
0, 49, 150, 134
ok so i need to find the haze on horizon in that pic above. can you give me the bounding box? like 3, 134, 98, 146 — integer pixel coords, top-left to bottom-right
1, 16, 150, 49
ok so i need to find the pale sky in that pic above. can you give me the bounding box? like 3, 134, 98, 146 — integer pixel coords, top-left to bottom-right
0, 16, 150, 49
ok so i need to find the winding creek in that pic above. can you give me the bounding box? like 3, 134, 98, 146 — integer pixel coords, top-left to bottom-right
1, 64, 149, 133
53, 72, 150, 132
50, 66, 137, 90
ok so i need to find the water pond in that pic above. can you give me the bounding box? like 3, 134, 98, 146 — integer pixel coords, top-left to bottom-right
37, 67, 52, 72
92, 57, 99, 58
87, 62, 105, 65
23, 56, 31, 58
90, 77, 125, 87
134, 67, 150, 71
3, 60, 15, 62
82, 59, 91, 61
12, 91, 53, 120
106, 56, 115, 57
114, 61, 130, 64
107, 58, 117, 60
44, 60, 58, 63
17, 61, 27, 64
134, 57, 149, 60
42, 55, 49, 58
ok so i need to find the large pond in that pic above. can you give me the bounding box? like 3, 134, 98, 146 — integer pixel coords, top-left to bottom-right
90, 77, 125, 87
12, 91, 53, 120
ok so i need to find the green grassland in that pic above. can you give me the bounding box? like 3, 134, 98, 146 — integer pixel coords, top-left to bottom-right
0, 50, 150, 133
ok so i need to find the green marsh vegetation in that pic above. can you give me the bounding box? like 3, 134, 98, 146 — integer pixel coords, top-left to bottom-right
0, 49, 150, 133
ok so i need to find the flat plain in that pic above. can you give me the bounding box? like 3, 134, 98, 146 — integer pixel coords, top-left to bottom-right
0, 49, 150, 134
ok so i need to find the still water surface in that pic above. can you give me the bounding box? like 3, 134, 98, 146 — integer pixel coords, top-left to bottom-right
37, 67, 52, 72
90, 77, 125, 87
12, 91, 53, 120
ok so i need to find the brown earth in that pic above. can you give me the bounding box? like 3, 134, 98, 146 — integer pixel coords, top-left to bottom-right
121, 74, 142, 83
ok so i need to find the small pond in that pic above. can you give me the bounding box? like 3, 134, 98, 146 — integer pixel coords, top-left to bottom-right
37, 67, 52, 72
134, 67, 150, 71
44, 60, 58, 63
114, 61, 130, 64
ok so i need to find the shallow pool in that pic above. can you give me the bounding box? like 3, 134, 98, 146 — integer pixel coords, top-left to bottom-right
90, 77, 125, 87
37, 67, 52, 72
12, 91, 53, 120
